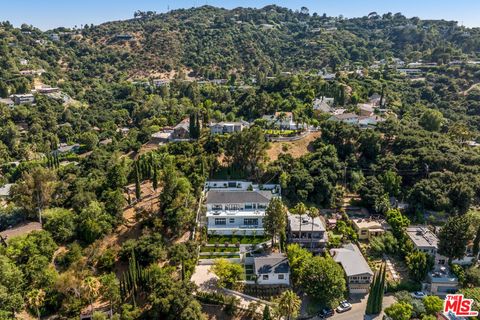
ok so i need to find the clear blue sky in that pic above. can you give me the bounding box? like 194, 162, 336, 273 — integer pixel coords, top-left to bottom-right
1, 0, 479, 30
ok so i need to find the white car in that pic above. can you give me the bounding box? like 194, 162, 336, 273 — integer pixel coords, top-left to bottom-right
411, 291, 426, 299
336, 301, 352, 313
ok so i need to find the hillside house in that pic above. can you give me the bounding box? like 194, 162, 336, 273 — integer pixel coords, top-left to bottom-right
287, 214, 328, 253
262, 112, 301, 130
406, 226, 459, 296
204, 181, 280, 235
253, 253, 290, 285
170, 118, 191, 141
11, 94, 35, 105
209, 121, 249, 135
331, 243, 374, 294
358, 103, 375, 116
0, 98, 14, 108
329, 113, 359, 125
351, 218, 387, 240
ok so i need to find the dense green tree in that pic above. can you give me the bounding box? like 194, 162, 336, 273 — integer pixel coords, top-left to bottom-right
384, 302, 413, 320
299, 256, 346, 308
43, 208, 76, 243
439, 215, 474, 263
263, 198, 287, 247
405, 251, 433, 282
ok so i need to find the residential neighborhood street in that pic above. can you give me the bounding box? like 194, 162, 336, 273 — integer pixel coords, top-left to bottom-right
330, 295, 396, 320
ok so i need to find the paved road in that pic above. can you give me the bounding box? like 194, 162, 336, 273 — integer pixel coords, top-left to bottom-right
308, 294, 396, 320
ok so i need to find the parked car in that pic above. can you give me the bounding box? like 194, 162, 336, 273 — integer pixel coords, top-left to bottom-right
318, 308, 334, 318
411, 291, 426, 299
336, 301, 352, 313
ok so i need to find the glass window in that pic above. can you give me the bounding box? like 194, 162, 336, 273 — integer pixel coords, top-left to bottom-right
212, 204, 222, 211
226, 204, 240, 210
278, 274, 284, 280
257, 203, 267, 209
244, 218, 259, 226
229, 218, 235, 224
262, 275, 268, 280
245, 203, 253, 209
214, 218, 226, 225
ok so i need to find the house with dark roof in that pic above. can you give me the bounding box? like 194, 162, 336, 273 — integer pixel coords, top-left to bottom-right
204, 181, 280, 235
253, 253, 290, 285
330, 243, 373, 294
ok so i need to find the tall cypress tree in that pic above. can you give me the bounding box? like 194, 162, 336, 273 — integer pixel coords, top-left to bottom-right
135, 162, 141, 200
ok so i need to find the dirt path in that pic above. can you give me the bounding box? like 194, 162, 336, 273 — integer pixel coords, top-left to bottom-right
462, 83, 480, 96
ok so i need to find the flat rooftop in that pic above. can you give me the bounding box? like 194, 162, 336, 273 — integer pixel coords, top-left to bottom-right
406, 226, 438, 249
288, 214, 326, 232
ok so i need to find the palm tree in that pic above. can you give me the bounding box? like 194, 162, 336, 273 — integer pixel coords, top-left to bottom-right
27, 289, 45, 320
293, 202, 307, 243
274, 289, 301, 320
82, 276, 101, 315
308, 207, 320, 250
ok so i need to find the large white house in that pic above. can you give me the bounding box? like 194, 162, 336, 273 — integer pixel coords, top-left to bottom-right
204, 181, 281, 235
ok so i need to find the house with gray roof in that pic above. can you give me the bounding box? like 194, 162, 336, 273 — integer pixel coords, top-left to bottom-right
253, 253, 290, 285
330, 243, 373, 294
287, 214, 328, 253
0, 183, 13, 200
205, 180, 280, 235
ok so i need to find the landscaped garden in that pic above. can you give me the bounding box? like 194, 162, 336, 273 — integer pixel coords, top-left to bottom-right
264, 129, 298, 136
207, 235, 270, 245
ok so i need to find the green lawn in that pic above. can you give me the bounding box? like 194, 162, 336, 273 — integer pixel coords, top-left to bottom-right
207, 235, 270, 245
200, 246, 239, 253
200, 254, 241, 259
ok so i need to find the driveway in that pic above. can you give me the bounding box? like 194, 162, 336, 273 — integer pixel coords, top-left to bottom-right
308, 294, 396, 320
191, 264, 219, 291
332, 294, 396, 320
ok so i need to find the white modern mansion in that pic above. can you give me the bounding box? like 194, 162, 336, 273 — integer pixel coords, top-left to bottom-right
204, 181, 281, 235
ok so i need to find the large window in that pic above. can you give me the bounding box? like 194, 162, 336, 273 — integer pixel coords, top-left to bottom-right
225, 204, 241, 210
257, 203, 267, 209
245, 203, 253, 209
212, 204, 222, 211
214, 218, 226, 225
244, 218, 259, 226
229, 218, 235, 224
278, 274, 284, 280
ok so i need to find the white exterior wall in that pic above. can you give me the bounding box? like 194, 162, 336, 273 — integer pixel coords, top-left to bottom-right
256, 272, 290, 285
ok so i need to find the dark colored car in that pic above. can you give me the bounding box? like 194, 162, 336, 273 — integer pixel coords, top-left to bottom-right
318, 308, 334, 318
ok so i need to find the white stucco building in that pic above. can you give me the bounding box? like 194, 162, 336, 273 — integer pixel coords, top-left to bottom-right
204, 181, 281, 235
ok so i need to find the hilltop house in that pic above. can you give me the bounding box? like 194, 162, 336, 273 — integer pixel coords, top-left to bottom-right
287, 214, 328, 253
209, 121, 249, 135
406, 226, 459, 296
204, 181, 280, 235
351, 218, 387, 240
331, 243, 374, 294
252, 253, 290, 285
